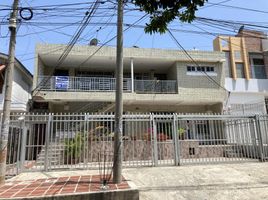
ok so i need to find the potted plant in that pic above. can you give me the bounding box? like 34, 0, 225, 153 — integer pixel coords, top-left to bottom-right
178, 128, 186, 140
157, 133, 169, 141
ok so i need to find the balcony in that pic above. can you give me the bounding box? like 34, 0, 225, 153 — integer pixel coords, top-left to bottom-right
37, 76, 177, 94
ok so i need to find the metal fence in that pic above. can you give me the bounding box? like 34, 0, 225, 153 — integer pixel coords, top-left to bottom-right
5, 113, 268, 178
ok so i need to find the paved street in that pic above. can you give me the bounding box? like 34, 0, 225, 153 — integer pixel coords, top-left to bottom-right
123, 162, 268, 200
11, 162, 268, 200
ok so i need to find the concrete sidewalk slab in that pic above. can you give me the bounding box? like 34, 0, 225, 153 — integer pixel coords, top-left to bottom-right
123, 162, 268, 200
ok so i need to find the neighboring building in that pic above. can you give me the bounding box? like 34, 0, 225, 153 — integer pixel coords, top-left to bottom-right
33, 44, 226, 113
0, 53, 32, 112
213, 28, 268, 114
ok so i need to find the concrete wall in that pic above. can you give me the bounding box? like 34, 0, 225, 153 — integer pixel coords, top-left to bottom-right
177, 62, 224, 89
166, 63, 177, 80
124, 104, 223, 113
36, 44, 225, 63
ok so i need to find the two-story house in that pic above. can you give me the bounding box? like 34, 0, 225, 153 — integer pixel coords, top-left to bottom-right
32, 44, 226, 113
213, 27, 268, 114
0, 53, 32, 112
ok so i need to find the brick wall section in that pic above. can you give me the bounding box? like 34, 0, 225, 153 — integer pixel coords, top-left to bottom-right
237, 30, 265, 52
264, 52, 268, 78
237, 29, 267, 78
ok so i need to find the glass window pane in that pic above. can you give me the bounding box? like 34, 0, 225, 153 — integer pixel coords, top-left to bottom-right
236, 63, 245, 78
253, 65, 266, 79
224, 52, 231, 77
234, 50, 241, 60
253, 58, 264, 66
187, 66, 191, 71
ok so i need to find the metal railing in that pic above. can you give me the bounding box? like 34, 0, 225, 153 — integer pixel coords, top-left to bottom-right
135, 80, 177, 93
38, 76, 132, 92
37, 76, 177, 93
5, 113, 268, 177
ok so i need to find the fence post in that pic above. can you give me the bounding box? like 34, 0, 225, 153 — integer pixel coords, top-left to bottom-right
19, 119, 27, 172
173, 113, 180, 166
151, 114, 158, 166
44, 114, 52, 171
255, 115, 264, 162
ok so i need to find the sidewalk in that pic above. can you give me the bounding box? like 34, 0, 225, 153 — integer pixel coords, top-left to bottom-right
123, 162, 268, 200
9, 162, 268, 200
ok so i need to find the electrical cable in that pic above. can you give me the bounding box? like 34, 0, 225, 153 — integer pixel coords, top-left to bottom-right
32, 13, 148, 95
206, 2, 268, 14
167, 29, 230, 93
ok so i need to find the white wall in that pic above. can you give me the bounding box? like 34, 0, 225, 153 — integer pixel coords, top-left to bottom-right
224, 78, 268, 114
0, 67, 32, 112
225, 93, 266, 114
225, 78, 268, 93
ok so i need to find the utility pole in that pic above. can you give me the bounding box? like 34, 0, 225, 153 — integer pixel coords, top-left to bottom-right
0, 0, 19, 184
113, 0, 124, 184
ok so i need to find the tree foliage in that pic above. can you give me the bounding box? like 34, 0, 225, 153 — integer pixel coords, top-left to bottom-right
132, 0, 207, 34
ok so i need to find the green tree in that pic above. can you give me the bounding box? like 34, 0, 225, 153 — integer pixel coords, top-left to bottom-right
132, 0, 207, 34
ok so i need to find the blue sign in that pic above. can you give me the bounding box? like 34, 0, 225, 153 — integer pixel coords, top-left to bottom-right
55, 76, 69, 90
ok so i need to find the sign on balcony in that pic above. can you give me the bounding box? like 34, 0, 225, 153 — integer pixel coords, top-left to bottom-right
55, 76, 69, 90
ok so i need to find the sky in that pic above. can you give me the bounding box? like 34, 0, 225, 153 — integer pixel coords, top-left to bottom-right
0, 0, 268, 74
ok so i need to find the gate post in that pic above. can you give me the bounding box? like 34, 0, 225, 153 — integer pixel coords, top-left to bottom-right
173, 113, 180, 166
44, 114, 52, 171
255, 115, 264, 162
151, 114, 158, 166
19, 118, 27, 172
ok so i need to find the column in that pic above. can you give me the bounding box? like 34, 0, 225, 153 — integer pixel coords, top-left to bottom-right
131, 58, 134, 93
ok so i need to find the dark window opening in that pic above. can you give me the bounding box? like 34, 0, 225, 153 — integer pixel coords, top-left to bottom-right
189, 147, 195, 155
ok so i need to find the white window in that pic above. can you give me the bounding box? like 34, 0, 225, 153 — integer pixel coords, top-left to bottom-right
186, 66, 216, 76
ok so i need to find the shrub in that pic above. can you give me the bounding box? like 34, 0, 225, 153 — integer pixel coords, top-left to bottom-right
64, 133, 85, 164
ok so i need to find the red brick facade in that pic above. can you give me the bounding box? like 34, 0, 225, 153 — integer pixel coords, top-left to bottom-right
236, 29, 268, 78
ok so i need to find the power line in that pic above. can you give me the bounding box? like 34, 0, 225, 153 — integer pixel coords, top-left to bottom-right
206, 2, 268, 14
167, 29, 229, 93
32, 14, 148, 94
199, 0, 233, 10
57, 0, 101, 67
32, 0, 102, 94
197, 17, 268, 30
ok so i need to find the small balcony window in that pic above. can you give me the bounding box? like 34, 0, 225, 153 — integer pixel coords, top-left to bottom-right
186, 66, 216, 75
234, 50, 242, 60
251, 58, 266, 79
235, 63, 245, 78
249, 54, 266, 79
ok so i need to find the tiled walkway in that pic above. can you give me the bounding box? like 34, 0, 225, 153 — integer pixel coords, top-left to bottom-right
0, 175, 129, 199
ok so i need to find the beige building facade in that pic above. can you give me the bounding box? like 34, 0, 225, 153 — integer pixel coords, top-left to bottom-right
214, 28, 268, 114
33, 44, 226, 113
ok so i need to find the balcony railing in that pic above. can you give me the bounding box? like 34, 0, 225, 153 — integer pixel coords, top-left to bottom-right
135, 80, 177, 94
37, 76, 177, 94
